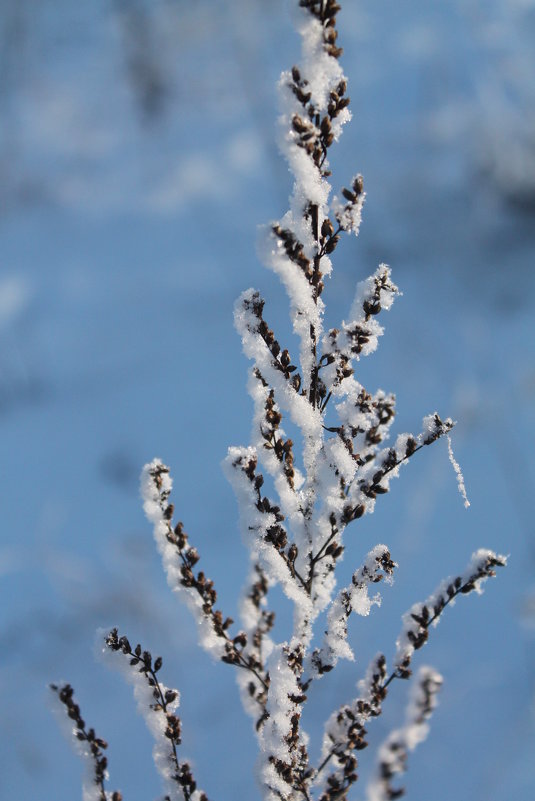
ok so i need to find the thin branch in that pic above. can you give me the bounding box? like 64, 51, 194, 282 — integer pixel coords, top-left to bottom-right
50, 683, 122, 801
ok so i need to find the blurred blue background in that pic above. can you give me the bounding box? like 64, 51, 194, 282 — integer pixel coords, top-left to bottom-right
1, 0, 534, 799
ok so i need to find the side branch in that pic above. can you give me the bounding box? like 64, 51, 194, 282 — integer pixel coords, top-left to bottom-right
141, 460, 268, 694
337, 414, 454, 527
366, 667, 443, 801
224, 448, 310, 598
394, 549, 507, 677
239, 563, 275, 731
50, 683, 122, 801
315, 549, 506, 797
308, 546, 396, 678
104, 629, 209, 801
241, 291, 303, 392
305, 414, 453, 602
254, 369, 299, 491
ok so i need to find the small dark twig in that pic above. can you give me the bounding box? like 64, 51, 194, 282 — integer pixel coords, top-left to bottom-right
50, 683, 122, 801
105, 628, 210, 801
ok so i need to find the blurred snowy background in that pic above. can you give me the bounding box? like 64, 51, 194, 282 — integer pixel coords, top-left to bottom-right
1, 0, 534, 799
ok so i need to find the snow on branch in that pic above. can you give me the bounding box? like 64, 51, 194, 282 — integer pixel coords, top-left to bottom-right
340, 413, 455, 522
366, 667, 443, 801
249, 369, 303, 494
314, 549, 505, 801
142, 459, 272, 701
309, 546, 396, 677
50, 683, 122, 801
141, 459, 244, 663
331, 174, 366, 236
101, 629, 208, 801
259, 642, 311, 801
234, 289, 321, 440
237, 562, 275, 728
321, 265, 400, 395
394, 549, 507, 678
315, 654, 389, 801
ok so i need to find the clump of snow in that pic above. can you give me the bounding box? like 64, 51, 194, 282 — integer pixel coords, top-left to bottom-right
331, 186, 366, 236
348, 264, 399, 321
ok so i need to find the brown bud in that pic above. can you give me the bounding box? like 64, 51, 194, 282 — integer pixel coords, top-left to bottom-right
321, 218, 334, 238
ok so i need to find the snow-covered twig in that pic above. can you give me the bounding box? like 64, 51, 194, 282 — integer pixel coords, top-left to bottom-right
316, 654, 389, 801
102, 629, 208, 801
49, 683, 122, 801
308, 545, 396, 677
142, 459, 271, 704
394, 549, 507, 677
365, 667, 443, 801
315, 548, 505, 801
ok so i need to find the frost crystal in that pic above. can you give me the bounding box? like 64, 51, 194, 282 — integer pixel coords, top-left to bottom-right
447, 434, 471, 508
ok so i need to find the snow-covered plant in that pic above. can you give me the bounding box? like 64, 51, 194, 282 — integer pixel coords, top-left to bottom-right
51, 2, 506, 800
